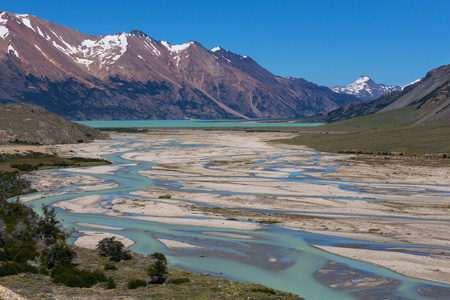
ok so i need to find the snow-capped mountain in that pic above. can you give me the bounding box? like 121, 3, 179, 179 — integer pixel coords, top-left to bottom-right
0, 11, 359, 120
307, 65, 450, 125
331, 76, 402, 101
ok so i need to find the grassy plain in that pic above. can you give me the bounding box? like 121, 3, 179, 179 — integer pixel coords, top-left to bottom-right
278, 121, 450, 156
0, 151, 111, 172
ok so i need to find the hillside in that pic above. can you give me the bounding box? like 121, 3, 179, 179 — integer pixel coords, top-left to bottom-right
0, 103, 109, 144
0, 11, 358, 120
304, 64, 450, 126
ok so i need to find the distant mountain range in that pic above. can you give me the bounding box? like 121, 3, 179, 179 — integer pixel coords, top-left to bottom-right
0, 11, 363, 120
306, 64, 450, 126
331, 76, 403, 101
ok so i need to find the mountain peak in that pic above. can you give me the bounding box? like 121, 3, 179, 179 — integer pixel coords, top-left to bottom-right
356, 75, 370, 82
210, 46, 223, 52
0, 10, 361, 120
130, 29, 149, 38
331, 76, 402, 101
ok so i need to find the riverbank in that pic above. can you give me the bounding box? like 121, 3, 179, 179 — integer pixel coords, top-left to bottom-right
0, 246, 302, 300
27, 129, 450, 288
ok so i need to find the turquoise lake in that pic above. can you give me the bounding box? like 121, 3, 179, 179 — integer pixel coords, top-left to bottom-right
76, 119, 324, 128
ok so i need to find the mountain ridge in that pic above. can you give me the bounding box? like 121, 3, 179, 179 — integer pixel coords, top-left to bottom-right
0, 11, 359, 120
305, 64, 450, 126
331, 76, 402, 101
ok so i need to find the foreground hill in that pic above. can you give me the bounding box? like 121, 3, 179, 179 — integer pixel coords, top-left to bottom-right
305, 64, 450, 126
0, 103, 109, 144
0, 11, 358, 120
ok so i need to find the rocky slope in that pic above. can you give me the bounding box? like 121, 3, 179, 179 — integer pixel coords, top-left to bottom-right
380, 65, 450, 125
331, 76, 402, 101
306, 65, 449, 125
0, 11, 358, 120
0, 103, 109, 144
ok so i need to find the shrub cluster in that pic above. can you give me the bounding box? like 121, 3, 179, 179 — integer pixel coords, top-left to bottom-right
103, 263, 118, 271
127, 279, 147, 289
147, 252, 168, 284
10, 163, 43, 172
51, 264, 107, 288
167, 277, 191, 285
96, 237, 132, 262
0, 171, 84, 286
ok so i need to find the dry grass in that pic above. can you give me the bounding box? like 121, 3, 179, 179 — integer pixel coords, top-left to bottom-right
0, 247, 303, 300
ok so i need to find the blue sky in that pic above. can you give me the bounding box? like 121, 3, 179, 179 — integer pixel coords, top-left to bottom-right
3, 0, 449, 86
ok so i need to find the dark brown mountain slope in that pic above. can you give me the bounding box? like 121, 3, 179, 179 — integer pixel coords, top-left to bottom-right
0, 11, 358, 120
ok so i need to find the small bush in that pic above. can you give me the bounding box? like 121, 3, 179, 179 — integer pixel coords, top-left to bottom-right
251, 285, 276, 295
152, 252, 167, 263
128, 279, 147, 289
147, 252, 168, 284
104, 263, 118, 271
167, 278, 191, 285
0, 262, 37, 277
40, 243, 76, 269
106, 277, 116, 289
96, 237, 132, 262
50, 265, 107, 288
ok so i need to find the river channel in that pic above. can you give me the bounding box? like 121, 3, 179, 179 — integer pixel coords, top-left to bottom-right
22, 131, 450, 300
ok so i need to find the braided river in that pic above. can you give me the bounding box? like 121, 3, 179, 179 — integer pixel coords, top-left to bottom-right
21, 129, 450, 299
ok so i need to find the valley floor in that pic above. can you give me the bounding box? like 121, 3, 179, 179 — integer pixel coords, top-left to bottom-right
17, 130, 450, 298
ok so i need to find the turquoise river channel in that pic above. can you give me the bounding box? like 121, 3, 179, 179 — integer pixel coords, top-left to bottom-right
17, 121, 450, 299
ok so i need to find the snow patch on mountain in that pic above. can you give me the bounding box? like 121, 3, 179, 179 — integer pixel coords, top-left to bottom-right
36, 26, 44, 37
161, 41, 193, 66
19, 15, 34, 32
0, 12, 8, 39
402, 78, 422, 90
142, 36, 160, 56
210, 46, 222, 52
331, 76, 402, 101
161, 41, 193, 53
8, 44, 19, 57
49, 31, 129, 68
0, 25, 8, 39
35, 45, 56, 65
34, 45, 46, 57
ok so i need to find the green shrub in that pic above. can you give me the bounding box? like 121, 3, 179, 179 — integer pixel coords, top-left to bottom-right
40, 243, 76, 269
0, 262, 21, 277
40, 267, 49, 275
251, 286, 276, 295
147, 252, 168, 284
0, 262, 38, 277
106, 277, 116, 289
96, 237, 132, 262
152, 252, 167, 263
127, 279, 147, 289
104, 263, 118, 271
167, 278, 191, 285
50, 265, 107, 288
10, 163, 40, 172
